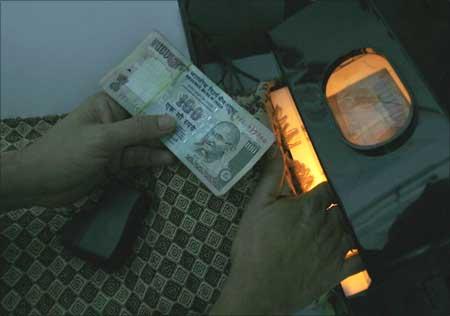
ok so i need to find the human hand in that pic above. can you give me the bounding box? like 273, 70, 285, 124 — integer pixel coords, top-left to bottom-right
211, 150, 361, 315
2, 92, 176, 209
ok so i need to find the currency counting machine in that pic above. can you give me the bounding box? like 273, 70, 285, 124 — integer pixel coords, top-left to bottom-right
180, 0, 450, 315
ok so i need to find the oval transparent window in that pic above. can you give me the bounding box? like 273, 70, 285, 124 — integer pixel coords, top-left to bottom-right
325, 50, 413, 149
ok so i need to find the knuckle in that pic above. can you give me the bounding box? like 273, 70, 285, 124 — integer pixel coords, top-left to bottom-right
93, 91, 109, 103
123, 149, 135, 168
299, 194, 314, 212
87, 93, 110, 113
108, 153, 121, 173
132, 115, 148, 141
77, 126, 107, 153
142, 148, 153, 164
95, 124, 113, 147
313, 182, 330, 197
87, 92, 106, 107
133, 147, 149, 167
96, 101, 111, 119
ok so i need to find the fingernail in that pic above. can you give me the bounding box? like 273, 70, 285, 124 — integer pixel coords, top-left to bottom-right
158, 115, 176, 131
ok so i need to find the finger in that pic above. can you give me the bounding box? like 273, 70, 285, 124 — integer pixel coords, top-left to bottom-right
327, 232, 355, 277
130, 139, 166, 148
317, 211, 342, 246
291, 183, 333, 226
83, 92, 130, 123
136, 139, 166, 149
119, 139, 166, 149
336, 233, 355, 261
149, 139, 166, 148
321, 205, 347, 238
300, 182, 336, 216
318, 249, 365, 297
324, 229, 346, 263
95, 97, 115, 123
247, 146, 285, 210
102, 93, 132, 121
102, 114, 176, 152
331, 204, 354, 236
121, 147, 176, 169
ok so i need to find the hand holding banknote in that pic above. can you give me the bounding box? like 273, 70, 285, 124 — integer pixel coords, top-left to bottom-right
1, 92, 177, 210
100, 31, 274, 195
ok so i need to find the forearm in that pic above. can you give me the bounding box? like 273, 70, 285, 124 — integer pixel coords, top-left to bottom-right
210, 275, 258, 315
0, 150, 41, 213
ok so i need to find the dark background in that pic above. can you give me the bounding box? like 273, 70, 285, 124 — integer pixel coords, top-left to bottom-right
178, 1, 450, 315
179, 0, 450, 114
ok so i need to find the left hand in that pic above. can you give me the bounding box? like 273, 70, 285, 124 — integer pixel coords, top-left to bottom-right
12, 92, 177, 207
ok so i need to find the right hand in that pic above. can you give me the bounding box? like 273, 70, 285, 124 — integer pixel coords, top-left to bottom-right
211, 150, 362, 315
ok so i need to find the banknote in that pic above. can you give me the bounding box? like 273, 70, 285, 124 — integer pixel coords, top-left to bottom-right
100, 31, 274, 195
327, 69, 410, 146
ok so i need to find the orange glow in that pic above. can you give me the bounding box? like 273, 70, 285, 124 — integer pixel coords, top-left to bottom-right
269, 87, 372, 297
325, 52, 411, 104
341, 249, 372, 296
325, 52, 413, 147
341, 270, 372, 297
269, 87, 327, 192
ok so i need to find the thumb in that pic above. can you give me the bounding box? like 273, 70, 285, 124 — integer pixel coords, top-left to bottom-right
247, 146, 286, 211
102, 114, 176, 152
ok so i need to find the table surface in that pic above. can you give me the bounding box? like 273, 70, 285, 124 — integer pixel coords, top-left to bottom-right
1, 0, 190, 119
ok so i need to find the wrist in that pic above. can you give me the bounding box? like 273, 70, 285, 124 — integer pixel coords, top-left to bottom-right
210, 270, 272, 316
210, 264, 311, 315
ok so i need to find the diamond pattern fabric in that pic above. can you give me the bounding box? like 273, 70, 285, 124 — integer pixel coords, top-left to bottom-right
1, 83, 274, 315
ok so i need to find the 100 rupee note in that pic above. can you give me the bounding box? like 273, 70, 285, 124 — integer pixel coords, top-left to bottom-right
100, 31, 274, 195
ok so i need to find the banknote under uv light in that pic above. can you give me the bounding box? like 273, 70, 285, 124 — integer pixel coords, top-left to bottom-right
99, 31, 275, 196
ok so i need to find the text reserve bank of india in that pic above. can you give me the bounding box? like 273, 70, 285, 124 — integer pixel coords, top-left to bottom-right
100, 31, 274, 196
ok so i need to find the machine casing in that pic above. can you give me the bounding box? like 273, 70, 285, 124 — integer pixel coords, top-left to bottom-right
269, 0, 449, 251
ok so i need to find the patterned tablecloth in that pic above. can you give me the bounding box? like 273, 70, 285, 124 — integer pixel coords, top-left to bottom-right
0, 84, 274, 316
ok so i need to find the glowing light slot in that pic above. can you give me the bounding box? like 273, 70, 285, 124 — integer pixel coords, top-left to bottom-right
268, 87, 327, 192
341, 249, 372, 296
268, 87, 371, 297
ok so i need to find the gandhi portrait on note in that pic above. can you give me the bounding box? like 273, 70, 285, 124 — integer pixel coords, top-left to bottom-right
195, 121, 241, 166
